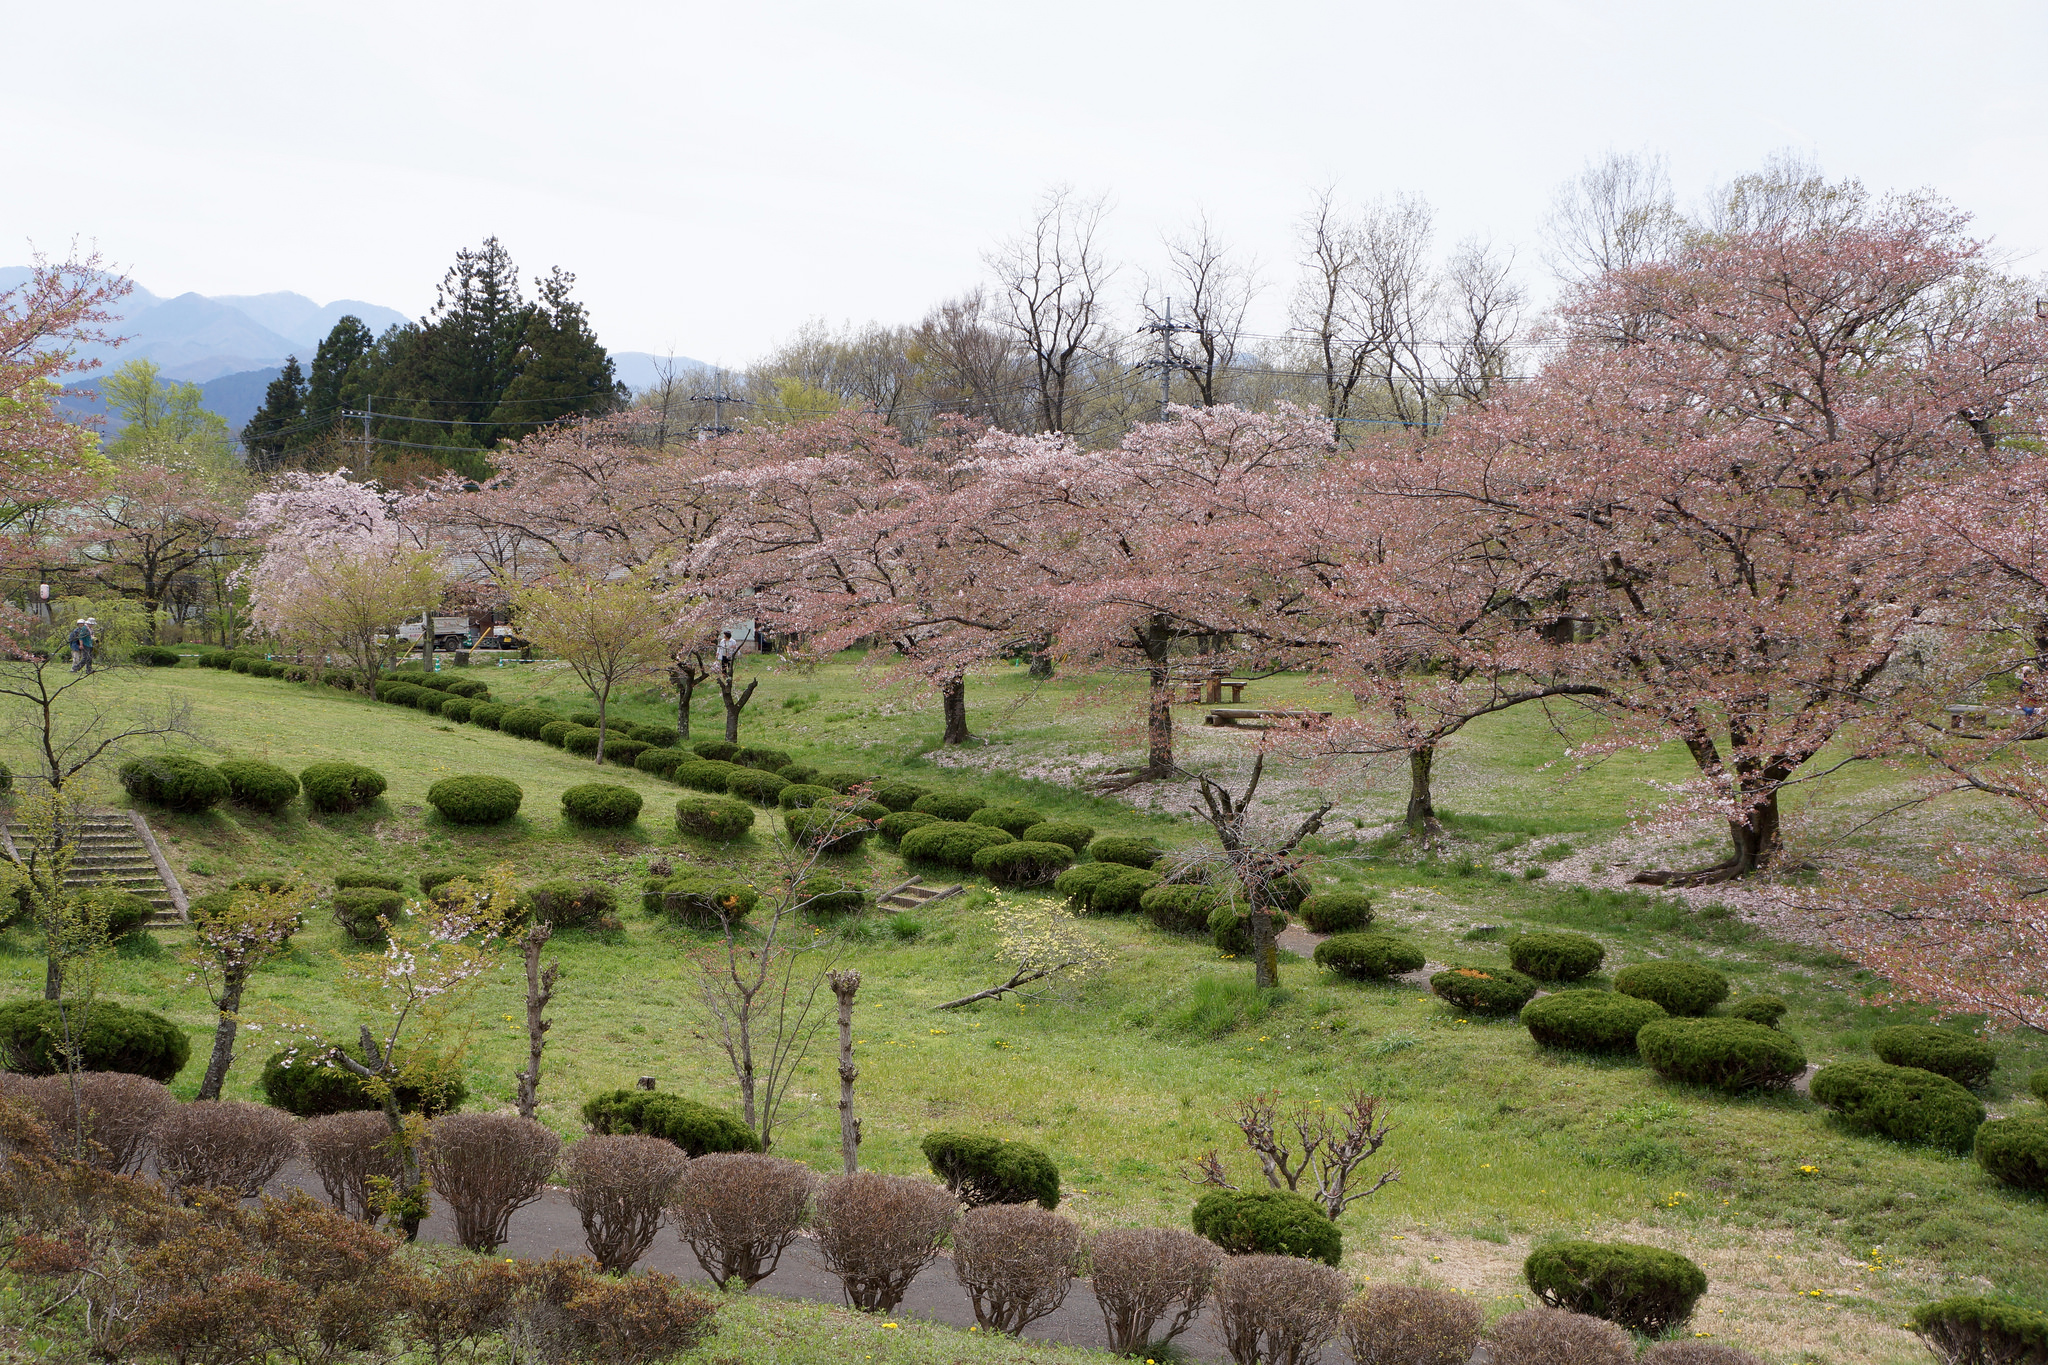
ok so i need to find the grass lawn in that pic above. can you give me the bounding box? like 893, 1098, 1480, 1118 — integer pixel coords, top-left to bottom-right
5, 655, 2046, 1365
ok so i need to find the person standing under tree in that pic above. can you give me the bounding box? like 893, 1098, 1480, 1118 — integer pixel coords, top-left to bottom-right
66, 618, 96, 673
716, 629, 740, 678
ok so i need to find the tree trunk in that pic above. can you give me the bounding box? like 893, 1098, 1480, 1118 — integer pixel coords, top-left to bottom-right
514, 924, 556, 1120
43, 954, 59, 1002
720, 675, 758, 744
1146, 664, 1175, 775
940, 673, 972, 746
196, 974, 246, 1101
1249, 898, 1280, 990
670, 664, 698, 739
1632, 786, 1785, 886
830, 970, 861, 1175
1404, 745, 1438, 831
594, 691, 609, 765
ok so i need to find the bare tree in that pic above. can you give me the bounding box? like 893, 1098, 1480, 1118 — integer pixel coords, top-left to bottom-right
1181, 752, 1331, 988
1437, 237, 1528, 412
513, 920, 559, 1120
1290, 188, 1374, 425
913, 289, 1029, 429
829, 969, 861, 1175
1145, 214, 1258, 407
0, 646, 192, 792
989, 186, 1115, 435
1545, 149, 1682, 285
1189, 1088, 1398, 1219
1349, 193, 1442, 429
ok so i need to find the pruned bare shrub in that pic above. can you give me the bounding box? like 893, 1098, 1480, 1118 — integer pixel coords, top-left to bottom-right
562, 1134, 687, 1273
1341, 1284, 1483, 1365
422, 1111, 562, 1253
1214, 1253, 1349, 1365
154, 1099, 299, 1197
301, 1110, 401, 1221
1487, 1307, 1634, 1365
6, 1072, 172, 1173
1091, 1226, 1221, 1354
669, 1151, 815, 1290
952, 1203, 1081, 1334
812, 1171, 956, 1313
1640, 1345, 1764, 1365
561, 1267, 720, 1365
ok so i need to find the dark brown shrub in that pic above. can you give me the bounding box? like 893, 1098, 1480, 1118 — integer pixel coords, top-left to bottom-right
812, 1171, 957, 1313
6, 1072, 172, 1173
1640, 1344, 1766, 1365
301, 1110, 401, 1221
1341, 1284, 1483, 1365
952, 1203, 1082, 1334
669, 1152, 815, 1290
1487, 1307, 1634, 1365
562, 1134, 688, 1273
390, 1258, 528, 1365
154, 1099, 300, 1197
1090, 1226, 1221, 1355
421, 1112, 562, 1252
1213, 1253, 1349, 1365
561, 1268, 720, 1365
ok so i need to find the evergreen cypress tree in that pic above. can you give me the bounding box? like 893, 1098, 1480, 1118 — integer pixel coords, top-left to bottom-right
488, 267, 627, 433
306, 316, 375, 422
240, 356, 308, 469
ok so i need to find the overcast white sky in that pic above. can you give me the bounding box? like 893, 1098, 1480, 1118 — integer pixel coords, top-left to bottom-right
7, 0, 2044, 364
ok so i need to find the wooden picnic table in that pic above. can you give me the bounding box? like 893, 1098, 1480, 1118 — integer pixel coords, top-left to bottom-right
1182, 676, 1255, 704
1202, 707, 1333, 731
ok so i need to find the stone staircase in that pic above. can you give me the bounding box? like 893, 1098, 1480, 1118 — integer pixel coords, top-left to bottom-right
875, 878, 963, 914
1, 811, 188, 926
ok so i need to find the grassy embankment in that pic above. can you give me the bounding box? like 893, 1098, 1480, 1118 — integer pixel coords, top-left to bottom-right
2, 655, 2043, 1364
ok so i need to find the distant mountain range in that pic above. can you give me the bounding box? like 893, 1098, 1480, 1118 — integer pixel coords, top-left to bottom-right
1, 267, 702, 438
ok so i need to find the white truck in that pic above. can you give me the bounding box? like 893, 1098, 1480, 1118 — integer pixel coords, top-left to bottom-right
396, 616, 474, 651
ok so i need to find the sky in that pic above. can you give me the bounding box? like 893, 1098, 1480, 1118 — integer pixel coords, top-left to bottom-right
7, 0, 2045, 365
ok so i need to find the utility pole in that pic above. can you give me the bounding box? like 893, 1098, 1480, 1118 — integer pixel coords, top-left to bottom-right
1142, 299, 1199, 422
689, 391, 738, 438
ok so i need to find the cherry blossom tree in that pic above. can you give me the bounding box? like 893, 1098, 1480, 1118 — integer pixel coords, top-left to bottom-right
71, 461, 240, 642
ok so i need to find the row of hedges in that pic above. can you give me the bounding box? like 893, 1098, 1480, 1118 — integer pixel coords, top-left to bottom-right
120, 755, 386, 817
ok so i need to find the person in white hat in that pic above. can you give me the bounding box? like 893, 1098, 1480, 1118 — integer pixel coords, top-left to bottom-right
67, 618, 97, 673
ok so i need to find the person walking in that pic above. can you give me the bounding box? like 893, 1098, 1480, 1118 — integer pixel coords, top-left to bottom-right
67, 618, 97, 674
715, 629, 740, 678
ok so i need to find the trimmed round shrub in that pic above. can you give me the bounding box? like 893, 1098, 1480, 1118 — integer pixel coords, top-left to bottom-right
1727, 995, 1787, 1028
973, 840, 1075, 887
598, 737, 651, 767
427, 775, 523, 825
0, 999, 189, 1082
1297, 891, 1373, 934
676, 796, 756, 841
673, 759, 743, 793
644, 870, 759, 927
1142, 883, 1224, 935
1190, 1189, 1340, 1266
689, 738, 740, 762
1431, 965, 1540, 1015
517, 880, 618, 929
870, 779, 929, 812
2032, 1068, 2048, 1103
1810, 1060, 1984, 1154
335, 872, 406, 892
900, 820, 1012, 869
778, 783, 835, 810
1209, 902, 1291, 956
1522, 990, 1667, 1054
260, 1046, 466, 1117
1639, 1018, 1807, 1093
133, 645, 181, 666
229, 656, 253, 673
792, 872, 866, 916
117, 754, 228, 812
1614, 962, 1730, 1017
634, 746, 688, 778
1508, 931, 1605, 982
817, 770, 875, 794
438, 697, 475, 723
497, 706, 554, 739
333, 886, 405, 940
1910, 1297, 2048, 1365
921, 1132, 1060, 1209
1089, 835, 1163, 869
779, 763, 820, 787
630, 724, 679, 748
735, 745, 793, 772
74, 887, 156, 940
539, 721, 576, 747
412, 689, 449, 714
561, 783, 642, 828
785, 806, 873, 855
1054, 863, 1160, 913
1524, 1241, 1707, 1336
1314, 932, 1425, 980
1018, 820, 1093, 855
878, 809, 940, 843
968, 804, 1047, 838
444, 678, 490, 700
216, 758, 299, 813
381, 683, 424, 708
467, 702, 506, 730
1975, 1116, 2048, 1193
724, 768, 789, 804
301, 762, 387, 813
582, 1089, 760, 1156
1872, 1025, 1998, 1089
911, 791, 986, 821
560, 726, 604, 756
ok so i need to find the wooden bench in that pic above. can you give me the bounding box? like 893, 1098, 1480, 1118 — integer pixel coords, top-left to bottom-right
1202, 707, 1334, 731
1181, 676, 1255, 704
